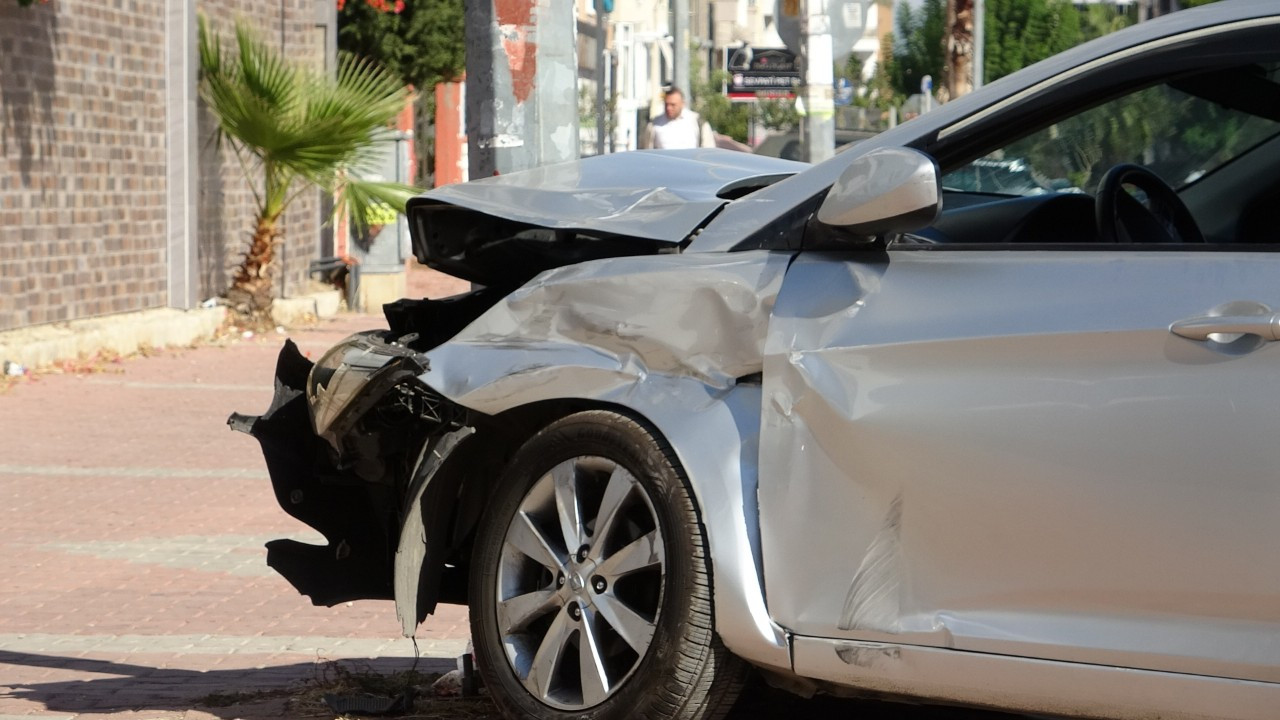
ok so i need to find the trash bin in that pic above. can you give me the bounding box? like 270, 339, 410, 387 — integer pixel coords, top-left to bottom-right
348, 128, 413, 310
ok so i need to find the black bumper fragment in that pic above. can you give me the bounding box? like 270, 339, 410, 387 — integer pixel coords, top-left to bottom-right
229, 340, 394, 606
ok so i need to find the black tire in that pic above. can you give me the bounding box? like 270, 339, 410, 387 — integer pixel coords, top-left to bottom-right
469, 410, 746, 720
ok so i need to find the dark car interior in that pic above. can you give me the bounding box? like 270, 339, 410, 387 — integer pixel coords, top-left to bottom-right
900, 61, 1280, 248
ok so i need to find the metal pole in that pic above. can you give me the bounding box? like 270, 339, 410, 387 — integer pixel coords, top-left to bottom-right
672, 0, 689, 93
608, 50, 617, 153
465, 0, 578, 176
597, 2, 608, 155
802, 0, 834, 163
973, 0, 984, 89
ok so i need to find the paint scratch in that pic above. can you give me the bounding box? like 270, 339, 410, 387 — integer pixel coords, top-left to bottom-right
835, 641, 901, 668
838, 495, 903, 632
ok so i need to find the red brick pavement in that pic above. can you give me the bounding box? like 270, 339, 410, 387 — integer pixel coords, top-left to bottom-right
0, 266, 471, 719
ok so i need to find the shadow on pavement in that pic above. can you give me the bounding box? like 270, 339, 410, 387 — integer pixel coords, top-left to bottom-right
0, 649, 454, 719
0, 650, 1027, 720
731, 679, 1029, 719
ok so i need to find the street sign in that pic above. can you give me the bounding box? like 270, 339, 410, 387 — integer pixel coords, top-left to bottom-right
835, 77, 853, 106
727, 47, 801, 99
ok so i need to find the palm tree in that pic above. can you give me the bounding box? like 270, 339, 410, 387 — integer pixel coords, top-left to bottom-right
198, 16, 417, 317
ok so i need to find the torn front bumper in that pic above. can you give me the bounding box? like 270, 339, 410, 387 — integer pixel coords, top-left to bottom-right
229, 333, 467, 611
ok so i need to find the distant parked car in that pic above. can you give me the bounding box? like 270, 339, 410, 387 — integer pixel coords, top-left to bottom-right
713, 133, 753, 152
940, 157, 1051, 194
234, 3, 1280, 719
752, 128, 877, 161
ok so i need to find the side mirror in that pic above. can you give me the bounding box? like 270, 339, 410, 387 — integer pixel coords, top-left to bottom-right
816, 147, 942, 238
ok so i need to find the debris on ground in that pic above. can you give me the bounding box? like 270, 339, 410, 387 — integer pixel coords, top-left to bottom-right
195, 688, 294, 708
323, 689, 415, 716
430, 669, 462, 697
290, 659, 498, 718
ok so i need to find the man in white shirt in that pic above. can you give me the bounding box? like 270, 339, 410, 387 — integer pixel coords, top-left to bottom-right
644, 88, 715, 149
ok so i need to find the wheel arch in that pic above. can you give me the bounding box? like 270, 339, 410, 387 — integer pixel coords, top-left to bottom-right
398, 397, 666, 631
399, 388, 792, 674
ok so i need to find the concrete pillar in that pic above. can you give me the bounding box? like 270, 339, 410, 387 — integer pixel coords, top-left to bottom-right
165, 0, 198, 309
465, 0, 579, 177
316, 0, 338, 259
435, 81, 468, 187
973, 0, 985, 90
672, 0, 689, 95
802, 0, 834, 163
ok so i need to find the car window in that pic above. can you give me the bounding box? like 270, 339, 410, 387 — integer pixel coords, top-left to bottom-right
941, 62, 1280, 197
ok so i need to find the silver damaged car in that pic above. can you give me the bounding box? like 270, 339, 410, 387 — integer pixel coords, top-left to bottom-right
230, 3, 1280, 718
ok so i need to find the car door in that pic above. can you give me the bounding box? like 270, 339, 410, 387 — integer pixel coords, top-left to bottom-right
761, 247, 1280, 683
758, 60, 1280, 684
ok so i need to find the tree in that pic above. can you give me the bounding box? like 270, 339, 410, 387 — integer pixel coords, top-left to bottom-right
198, 17, 418, 317
336, 0, 464, 94
336, 0, 465, 180
1079, 2, 1135, 42
888, 0, 946, 99
688, 51, 750, 143
758, 99, 800, 135
865, 31, 899, 107
984, 0, 1082, 83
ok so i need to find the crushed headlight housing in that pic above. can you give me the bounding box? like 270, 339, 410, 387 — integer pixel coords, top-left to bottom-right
307, 331, 432, 452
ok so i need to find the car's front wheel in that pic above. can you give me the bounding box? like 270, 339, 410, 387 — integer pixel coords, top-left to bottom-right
469, 410, 744, 720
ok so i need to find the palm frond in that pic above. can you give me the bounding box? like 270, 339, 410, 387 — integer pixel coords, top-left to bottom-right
338, 178, 421, 236
234, 22, 300, 118
307, 53, 407, 127
199, 18, 292, 160
199, 14, 423, 278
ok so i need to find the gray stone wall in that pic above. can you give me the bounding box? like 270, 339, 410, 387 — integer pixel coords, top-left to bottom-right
0, 0, 328, 332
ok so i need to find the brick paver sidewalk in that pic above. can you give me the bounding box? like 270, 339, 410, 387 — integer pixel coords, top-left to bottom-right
0, 277, 471, 718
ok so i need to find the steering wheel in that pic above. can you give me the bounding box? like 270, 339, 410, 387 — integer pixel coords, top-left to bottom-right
1095, 163, 1204, 244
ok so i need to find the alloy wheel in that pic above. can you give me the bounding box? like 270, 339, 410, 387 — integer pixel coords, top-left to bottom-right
495, 456, 666, 710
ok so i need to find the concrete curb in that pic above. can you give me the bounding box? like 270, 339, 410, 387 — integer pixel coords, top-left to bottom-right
0, 306, 229, 372
0, 290, 347, 373
271, 289, 343, 327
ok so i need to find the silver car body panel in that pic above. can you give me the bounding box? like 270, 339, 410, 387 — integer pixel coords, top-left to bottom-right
762, 250, 1280, 685
395, 427, 475, 637
417, 250, 795, 671
791, 636, 1279, 720
417, 148, 807, 243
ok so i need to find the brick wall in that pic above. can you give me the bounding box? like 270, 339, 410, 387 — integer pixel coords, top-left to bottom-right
0, 0, 327, 333
0, 0, 168, 330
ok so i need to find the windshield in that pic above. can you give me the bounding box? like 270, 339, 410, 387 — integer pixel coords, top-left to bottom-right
942, 62, 1280, 196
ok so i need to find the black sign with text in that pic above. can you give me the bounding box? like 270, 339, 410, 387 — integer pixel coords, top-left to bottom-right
726, 47, 801, 99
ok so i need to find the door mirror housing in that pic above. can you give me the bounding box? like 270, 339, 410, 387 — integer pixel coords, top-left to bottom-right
816, 147, 942, 240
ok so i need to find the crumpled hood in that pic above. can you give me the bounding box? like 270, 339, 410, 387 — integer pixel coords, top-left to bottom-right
405, 149, 807, 286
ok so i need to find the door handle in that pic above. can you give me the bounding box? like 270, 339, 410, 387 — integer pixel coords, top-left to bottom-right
1170, 312, 1280, 341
